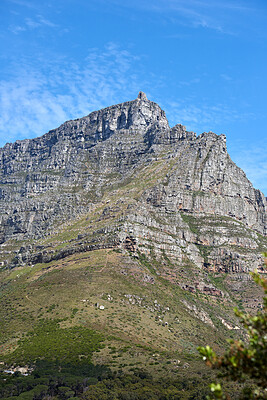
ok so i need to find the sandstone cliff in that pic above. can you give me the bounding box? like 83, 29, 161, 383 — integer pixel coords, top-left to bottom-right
0, 92, 266, 278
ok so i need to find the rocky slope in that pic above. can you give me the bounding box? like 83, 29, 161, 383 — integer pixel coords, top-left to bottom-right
0, 92, 266, 277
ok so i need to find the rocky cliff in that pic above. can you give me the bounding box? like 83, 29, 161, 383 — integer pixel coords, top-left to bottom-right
0, 92, 266, 280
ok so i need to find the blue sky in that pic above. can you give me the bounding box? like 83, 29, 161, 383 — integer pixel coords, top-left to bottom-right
1, 0, 267, 194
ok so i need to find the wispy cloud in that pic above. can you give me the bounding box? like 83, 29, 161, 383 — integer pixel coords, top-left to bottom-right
9, 25, 26, 34
9, 14, 57, 34
220, 73, 232, 81
7, 0, 40, 10
164, 99, 266, 195
157, 0, 261, 34
0, 44, 144, 147
0, 43, 256, 146
24, 16, 57, 29
228, 143, 267, 196
162, 98, 254, 133
177, 78, 201, 87
91, 0, 264, 35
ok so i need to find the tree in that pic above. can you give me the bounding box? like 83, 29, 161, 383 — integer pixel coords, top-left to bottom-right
198, 253, 267, 399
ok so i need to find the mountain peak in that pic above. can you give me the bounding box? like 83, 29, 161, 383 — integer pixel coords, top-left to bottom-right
137, 91, 148, 101
80, 92, 169, 138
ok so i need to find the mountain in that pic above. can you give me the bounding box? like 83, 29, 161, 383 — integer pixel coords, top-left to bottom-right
0, 92, 266, 273
0, 92, 266, 398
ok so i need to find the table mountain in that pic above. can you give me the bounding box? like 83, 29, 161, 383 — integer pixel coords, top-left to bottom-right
0, 92, 265, 276
1, 92, 266, 385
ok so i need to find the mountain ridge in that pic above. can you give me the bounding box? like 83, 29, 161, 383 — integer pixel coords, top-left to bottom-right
0, 92, 266, 277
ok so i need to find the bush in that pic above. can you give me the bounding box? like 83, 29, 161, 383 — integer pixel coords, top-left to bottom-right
4, 320, 105, 366
198, 253, 267, 399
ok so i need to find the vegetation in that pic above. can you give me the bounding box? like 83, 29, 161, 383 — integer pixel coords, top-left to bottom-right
0, 360, 111, 400
198, 253, 267, 399
4, 320, 105, 366
0, 363, 217, 400
1, 220, 266, 400
80, 372, 211, 400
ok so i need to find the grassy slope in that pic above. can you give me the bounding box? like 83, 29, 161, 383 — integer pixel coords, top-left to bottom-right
0, 246, 250, 373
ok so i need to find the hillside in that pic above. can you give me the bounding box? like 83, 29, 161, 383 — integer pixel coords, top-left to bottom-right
0, 92, 266, 399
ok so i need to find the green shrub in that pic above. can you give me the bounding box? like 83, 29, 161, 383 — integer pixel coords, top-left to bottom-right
4, 319, 105, 366
198, 253, 267, 399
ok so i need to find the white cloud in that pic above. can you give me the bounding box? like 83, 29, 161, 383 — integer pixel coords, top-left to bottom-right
0, 44, 144, 147
9, 14, 58, 33
9, 25, 27, 34
0, 45, 257, 146
220, 74, 232, 81
177, 78, 201, 86
163, 98, 252, 132
8, 0, 42, 10
37, 15, 58, 28
229, 143, 267, 196
160, 98, 267, 195
24, 17, 40, 28
91, 0, 253, 34
92, 0, 266, 36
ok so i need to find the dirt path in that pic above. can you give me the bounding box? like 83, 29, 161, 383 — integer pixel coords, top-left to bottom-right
26, 294, 39, 306
95, 251, 109, 273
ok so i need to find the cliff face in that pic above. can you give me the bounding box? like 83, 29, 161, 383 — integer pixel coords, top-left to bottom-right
0, 92, 168, 240
0, 92, 266, 276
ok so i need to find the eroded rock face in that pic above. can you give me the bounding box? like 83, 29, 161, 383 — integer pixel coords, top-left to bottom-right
144, 132, 266, 234
0, 94, 167, 238
0, 92, 266, 274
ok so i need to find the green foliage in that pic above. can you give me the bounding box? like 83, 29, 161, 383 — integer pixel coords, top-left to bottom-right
196, 244, 211, 265
137, 251, 157, 275
80, 372, 211, 400
0, 362, 215, 400
180, 213, 200, 235
4, 319, 105, 366
198, 253, 267, 399
0, 360, 111, 399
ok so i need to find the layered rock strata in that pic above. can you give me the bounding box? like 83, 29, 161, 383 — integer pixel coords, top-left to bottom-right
0, 92, 266, 275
